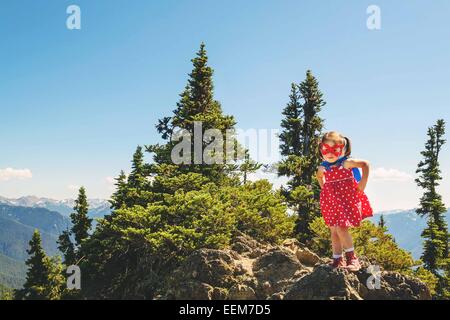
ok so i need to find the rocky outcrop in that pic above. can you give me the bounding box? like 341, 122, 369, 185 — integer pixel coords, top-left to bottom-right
165, 232, 431, 300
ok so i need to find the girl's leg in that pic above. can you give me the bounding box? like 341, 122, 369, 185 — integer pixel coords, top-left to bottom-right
329, 226, 343, 256
335, 226, 353, 250
336, 226, 361, 271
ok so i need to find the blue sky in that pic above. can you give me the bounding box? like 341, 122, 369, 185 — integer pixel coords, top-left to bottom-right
0, 0, 449, 212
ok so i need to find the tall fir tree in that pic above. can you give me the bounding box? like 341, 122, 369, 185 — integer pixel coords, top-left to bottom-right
278, 71, 325, 242
109, 170, 128, 210
128, 146, 147, 190
378, 215, 386, 229
15, 230, 63, 300
148, 42, 239, 185
71, 186, 92, 246
57, 187, 92, 265
239, 149, 262, 184
416, 119, 449, 298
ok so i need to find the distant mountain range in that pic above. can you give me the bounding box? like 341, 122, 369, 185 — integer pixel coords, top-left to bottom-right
0, 196, 111, 219
370, 209, 450, 260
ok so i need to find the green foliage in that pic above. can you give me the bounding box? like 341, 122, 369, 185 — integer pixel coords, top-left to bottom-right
57, 187, 92, 265
413, 266, 439, 296
415, 119, 449, 298
71, 187, 92, 245
79, 178, 294, 299
308, 215, 332, 257
278, 71, 325, 242
239, 149, 262, 184
15, 230, 65, 300
378, 214, 386, 229
351, 221, 415, 272
109, 170, 128, 210
150, 43, 239, 184
0, 284, 13, 300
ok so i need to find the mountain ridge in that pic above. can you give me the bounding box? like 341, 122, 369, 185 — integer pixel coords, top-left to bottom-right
0, 195, 111, 218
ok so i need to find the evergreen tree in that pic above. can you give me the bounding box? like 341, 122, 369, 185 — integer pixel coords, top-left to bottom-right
15, 230, 63, 300
128, 146, 147, 190
279, 83, 303, 156
416, 119, 449, 297
239, 149, 262, 184
278, 71, 325, 242
57, 187, 92, 265
71, 187, 92, 246
109, 170, 128, 210
148, 42, 239, 185
378, 215, 386, 229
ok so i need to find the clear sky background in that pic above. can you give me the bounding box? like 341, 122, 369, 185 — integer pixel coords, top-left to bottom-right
1, 0, 449, 212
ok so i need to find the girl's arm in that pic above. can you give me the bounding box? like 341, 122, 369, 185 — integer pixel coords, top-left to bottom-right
344, 159, 370, 192
316, 166, 325, 189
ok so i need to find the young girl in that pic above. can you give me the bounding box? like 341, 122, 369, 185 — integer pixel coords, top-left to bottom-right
316, 131, 373, 271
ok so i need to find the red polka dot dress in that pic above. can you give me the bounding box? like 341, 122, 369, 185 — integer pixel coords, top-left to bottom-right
320, 164, 373, 227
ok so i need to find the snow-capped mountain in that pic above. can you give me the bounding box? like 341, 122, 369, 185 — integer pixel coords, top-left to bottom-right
0, 196, 111, 218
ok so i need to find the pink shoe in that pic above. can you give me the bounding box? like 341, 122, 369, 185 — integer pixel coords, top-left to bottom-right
345, 251, 361, 272
330, 256, 347, 269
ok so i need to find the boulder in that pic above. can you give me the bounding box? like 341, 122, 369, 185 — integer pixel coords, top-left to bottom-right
284, 264, 431, 300
282, 238, 321, 266
165, 233, 431, 300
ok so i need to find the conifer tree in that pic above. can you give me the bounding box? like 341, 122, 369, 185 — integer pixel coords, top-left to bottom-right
71, 187, 92, 246
148, 43, 239, 185
278, 71, 325, 242
15, 230, 55, 300
378, 215, 386, 229
109, 170, 128, 210
239, 149, 262, 184
58, 187, 92, 264
416, 119, 449, 297
128, 146, 146, 190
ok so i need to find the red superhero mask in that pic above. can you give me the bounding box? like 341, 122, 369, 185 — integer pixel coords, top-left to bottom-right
320, 143, 345, 157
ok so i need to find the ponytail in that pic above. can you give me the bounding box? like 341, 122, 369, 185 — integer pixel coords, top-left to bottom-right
343, 136, 352, 157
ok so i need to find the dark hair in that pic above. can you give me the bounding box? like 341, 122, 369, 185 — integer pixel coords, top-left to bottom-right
318, 131, 352, 159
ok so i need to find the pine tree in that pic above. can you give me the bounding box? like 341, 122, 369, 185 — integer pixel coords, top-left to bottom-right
58, 187, 92, 265
128, 146, 146, 190
378, 215, 386, 229
278, 71, 325, 242
416, 119, 449, 297
15, 230, 53, 300
71, 187, 92, 246
297, 71, 325, 182
144, 43, 241, 189
279, 83, 303, 156
239, 149, 262, 184
109, 170, 128, 210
